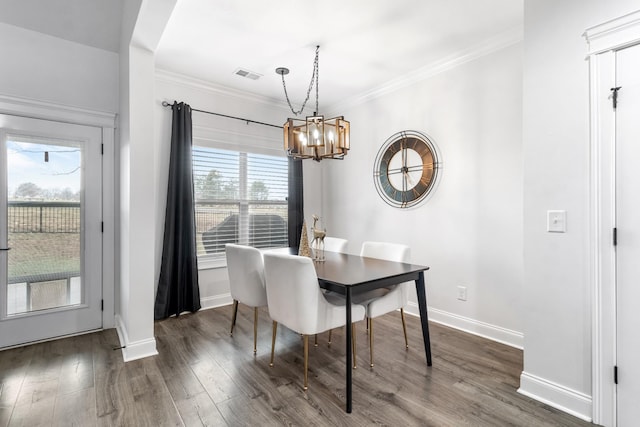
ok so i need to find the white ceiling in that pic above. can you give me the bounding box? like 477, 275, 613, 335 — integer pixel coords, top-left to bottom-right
0, 0, 523, 112
155, 0, 523, 111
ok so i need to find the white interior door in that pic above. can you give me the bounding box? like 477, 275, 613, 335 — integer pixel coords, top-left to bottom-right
0, 114, 102, 348
615, 43, 640, 426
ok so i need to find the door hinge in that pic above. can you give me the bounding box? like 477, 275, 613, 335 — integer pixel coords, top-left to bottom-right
611, 86, 622, 109
101, 299, 104, 311
613, 227, 617, 246
614, 365, 618, 384
101, 221, 104, 233
101, 143, 104, 155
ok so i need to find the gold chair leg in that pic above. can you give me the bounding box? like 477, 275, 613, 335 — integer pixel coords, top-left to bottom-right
303, 335, 309, 391
314, 334, 318, 347
328, 329, 332, 346
269, 321, 277, 367
230, 300, 239, 336
352, 323, 357, 369
253, 307, 258, 354
400, 308, 409, 349
369, 317, 374, 368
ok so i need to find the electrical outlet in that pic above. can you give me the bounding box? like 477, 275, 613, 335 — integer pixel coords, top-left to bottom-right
457, 286, 467, 301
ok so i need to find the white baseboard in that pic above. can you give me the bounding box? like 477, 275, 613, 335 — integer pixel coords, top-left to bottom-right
200, 293, 233, 310
115, 314, 158, 362
113, 294, 232, 362
518, 372, 592, 422
405, 302, 524, 349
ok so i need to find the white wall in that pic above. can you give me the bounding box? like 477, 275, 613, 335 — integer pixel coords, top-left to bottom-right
520, 0, 639, 421
323, 44, 524, 345
154, 72, 322, 306
115, 0, 177, 361
0, 23, 118, 113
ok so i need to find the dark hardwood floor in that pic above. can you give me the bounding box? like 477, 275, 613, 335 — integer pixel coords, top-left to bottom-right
0, 306, 596, 426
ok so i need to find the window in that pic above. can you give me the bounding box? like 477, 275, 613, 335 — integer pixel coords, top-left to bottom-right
192, 146, 288, 266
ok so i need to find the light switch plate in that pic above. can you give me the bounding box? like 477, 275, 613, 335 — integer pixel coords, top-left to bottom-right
547, 210, 566, 233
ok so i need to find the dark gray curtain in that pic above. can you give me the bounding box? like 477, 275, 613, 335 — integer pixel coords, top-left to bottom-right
287, 158, 304, 249
155, 101, 201, 320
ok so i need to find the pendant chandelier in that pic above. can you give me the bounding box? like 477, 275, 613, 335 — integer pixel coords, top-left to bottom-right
277, 46, 350, 162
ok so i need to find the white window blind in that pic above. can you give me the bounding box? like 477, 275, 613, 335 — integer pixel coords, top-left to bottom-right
192, 146, 288, 260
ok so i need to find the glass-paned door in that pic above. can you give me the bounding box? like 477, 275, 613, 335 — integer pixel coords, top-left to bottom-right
0, 115, 102, 348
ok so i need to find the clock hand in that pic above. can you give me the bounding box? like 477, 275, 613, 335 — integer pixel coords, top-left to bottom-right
403, 146, 408, 170
386, 167, 406, 175
402, 169, 416, 187
389, 164, 423, 174
402, 168, 407, 193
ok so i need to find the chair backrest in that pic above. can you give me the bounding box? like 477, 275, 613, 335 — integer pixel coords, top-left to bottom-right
323, 237, 348, 253
263, 252, 333, 335
360, 241, 411, 263
225, 244, 268, 307
361, 241, 412, 297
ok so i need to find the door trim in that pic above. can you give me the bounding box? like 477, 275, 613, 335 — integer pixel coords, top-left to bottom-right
0, 94, 116, 128
585, 10, 640, 427
0, 94, 116, 333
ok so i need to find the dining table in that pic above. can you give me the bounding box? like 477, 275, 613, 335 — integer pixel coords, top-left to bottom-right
277, 248, 432, 413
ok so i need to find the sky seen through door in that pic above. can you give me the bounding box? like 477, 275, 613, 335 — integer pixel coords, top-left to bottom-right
7, 138, 81, 200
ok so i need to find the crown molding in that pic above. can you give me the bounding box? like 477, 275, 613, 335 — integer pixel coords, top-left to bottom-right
155, 68, 290, 111
326, 25, 524, 115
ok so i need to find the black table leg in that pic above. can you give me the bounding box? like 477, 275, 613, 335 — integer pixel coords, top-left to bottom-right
345, 287, 352, 413
415, 272, 432, 366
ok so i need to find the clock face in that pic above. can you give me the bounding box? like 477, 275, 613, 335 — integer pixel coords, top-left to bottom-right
373, 130, 441, 208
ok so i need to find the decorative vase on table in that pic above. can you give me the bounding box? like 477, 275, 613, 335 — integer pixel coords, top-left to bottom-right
298, 220, 312, 258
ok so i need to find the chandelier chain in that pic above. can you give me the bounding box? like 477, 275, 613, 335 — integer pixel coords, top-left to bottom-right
315, 46, 319, 114
280, 46, 320, 116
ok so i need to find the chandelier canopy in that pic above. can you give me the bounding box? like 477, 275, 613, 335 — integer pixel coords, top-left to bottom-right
277, 46, 350, 162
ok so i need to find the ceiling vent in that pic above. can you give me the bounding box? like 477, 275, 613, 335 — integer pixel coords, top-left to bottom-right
234, 68, 262, 80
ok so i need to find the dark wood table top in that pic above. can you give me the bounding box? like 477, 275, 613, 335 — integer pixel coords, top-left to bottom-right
271, 248, 430, 293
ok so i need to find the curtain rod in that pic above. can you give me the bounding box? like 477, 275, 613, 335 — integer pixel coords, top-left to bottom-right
161, 101, 282, 129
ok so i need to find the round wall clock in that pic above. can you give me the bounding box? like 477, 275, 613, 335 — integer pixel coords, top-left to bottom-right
373, 130, 441, 209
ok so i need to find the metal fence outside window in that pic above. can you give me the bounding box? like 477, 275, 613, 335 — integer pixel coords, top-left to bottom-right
8, 201, 81, 233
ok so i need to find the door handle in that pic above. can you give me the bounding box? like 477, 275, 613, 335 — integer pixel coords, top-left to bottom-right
0, 248, 11, 251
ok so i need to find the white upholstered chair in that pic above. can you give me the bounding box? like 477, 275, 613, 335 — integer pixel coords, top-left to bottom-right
317, 237, 348, 347
322, 237, 348, 253
225, 243, 268, 354
355, 241, 411, 367
263, 252, 365, 390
